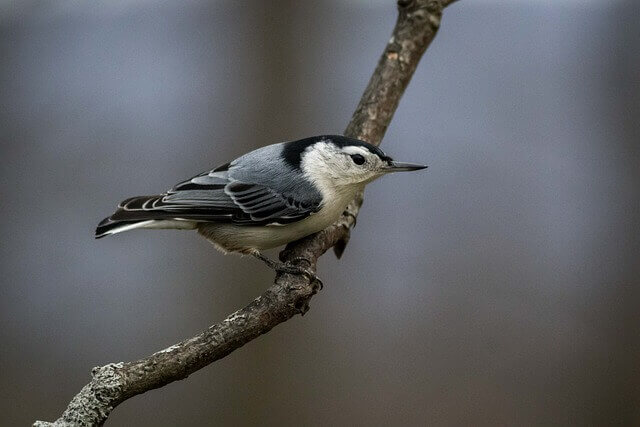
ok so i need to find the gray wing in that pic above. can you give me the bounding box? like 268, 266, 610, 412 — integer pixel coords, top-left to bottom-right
109, 161, 322, 226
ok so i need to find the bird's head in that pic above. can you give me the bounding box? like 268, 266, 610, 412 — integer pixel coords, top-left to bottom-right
284, 135, 427, 189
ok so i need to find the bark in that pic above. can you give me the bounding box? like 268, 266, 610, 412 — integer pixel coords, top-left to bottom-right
34, 1, 457, 425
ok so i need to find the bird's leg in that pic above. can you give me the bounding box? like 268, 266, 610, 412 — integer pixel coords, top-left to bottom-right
250, 251, 323, 292
285, 256, 324, 291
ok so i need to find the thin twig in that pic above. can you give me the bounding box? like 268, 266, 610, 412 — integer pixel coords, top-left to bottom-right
34, 1, 454, 425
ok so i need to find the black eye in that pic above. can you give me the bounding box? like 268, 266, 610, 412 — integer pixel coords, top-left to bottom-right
350, 154, 365, 165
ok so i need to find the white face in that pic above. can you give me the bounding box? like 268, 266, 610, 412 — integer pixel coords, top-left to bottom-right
300, 142, 391, 189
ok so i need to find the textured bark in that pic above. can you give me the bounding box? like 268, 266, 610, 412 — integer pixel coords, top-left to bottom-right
34, 1, 456, 425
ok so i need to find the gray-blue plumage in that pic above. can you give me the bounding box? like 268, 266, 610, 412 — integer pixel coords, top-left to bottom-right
96, 139, 325, 238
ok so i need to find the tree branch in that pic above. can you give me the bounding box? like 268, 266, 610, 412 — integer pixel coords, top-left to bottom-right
34, 1, 454, 425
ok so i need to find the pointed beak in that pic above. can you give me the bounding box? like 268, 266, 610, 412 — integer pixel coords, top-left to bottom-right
385, 161, 428, 172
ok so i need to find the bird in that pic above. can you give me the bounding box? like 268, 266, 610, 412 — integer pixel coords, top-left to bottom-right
96, 135, 427, 283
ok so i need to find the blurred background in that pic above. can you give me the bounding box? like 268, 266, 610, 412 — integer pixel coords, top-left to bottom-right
1, 0, 638, 425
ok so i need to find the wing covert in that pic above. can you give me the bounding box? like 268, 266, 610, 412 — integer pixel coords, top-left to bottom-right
225, 181, 320, 224
111, 162, 322, 226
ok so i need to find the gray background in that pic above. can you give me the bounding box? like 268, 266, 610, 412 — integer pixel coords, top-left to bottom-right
1, 0, 638, 425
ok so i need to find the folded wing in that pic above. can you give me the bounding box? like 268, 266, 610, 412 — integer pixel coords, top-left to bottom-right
95, 164, 322, 238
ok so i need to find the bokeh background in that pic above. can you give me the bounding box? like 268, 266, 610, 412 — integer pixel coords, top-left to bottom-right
1, 0, 638, 425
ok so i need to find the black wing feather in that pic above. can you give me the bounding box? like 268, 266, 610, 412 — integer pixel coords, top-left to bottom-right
96, 166, 322, 237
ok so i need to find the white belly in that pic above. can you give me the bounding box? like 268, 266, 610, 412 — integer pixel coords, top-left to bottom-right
197, 187, 359, 253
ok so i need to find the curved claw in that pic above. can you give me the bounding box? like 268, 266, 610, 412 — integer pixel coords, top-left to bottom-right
311, 275, 324, 292
281, 263, 323, 293
252, 252, 324, 292
287, 257, 323, 291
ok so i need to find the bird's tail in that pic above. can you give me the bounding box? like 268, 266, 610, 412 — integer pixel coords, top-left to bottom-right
95, 195, 197, 239
95, 217, 156, 239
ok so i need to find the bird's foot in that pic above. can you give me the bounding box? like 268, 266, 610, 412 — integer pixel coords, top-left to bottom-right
285, 257, 323, 292
251, 252, 323, 292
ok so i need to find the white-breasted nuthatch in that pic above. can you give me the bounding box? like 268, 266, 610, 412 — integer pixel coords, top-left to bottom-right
96, 135, 426, 280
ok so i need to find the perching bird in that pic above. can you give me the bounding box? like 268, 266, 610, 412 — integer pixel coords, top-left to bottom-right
96, 135, 426, 281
